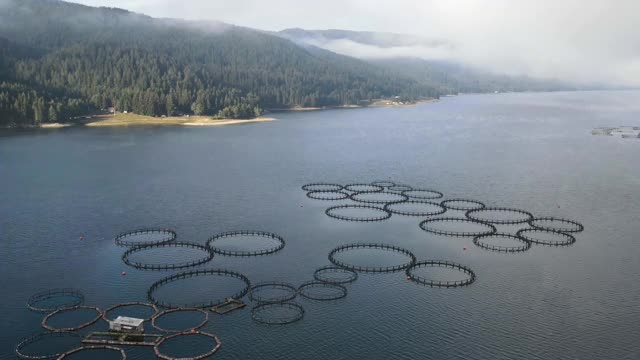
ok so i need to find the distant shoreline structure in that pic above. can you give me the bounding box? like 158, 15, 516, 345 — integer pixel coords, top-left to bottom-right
592, 126, 640, 139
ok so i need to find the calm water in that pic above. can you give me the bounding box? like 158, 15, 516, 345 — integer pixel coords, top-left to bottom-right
1, 91, 639, 359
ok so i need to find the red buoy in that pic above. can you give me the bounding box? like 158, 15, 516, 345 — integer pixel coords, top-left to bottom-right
463, 246, 467, 250
121, 271, 126, 276
79, 235, 85, 240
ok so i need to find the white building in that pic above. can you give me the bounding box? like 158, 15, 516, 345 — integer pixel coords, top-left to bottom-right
109, 316, 145, 334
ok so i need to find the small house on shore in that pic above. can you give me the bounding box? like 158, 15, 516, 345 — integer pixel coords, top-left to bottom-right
109, 316, 144, 334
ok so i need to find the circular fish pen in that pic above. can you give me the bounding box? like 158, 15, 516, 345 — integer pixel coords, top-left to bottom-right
387, 184, 413, 192
147, 269, 251, 309
343, 183, 384, 193
383, 200, 446, 217
15, 332, 81, 360
349, 191, 409, 204
26, 289, 84, 313
301, 183, 343, 192
206, 231, 285, 257
325, 205, 391, 222
57, 345, 126, 360
41, 306, 102, 332
370, 181, 395, 188
114, 229, 176, 247
154, 331, 221, 360
465, 207, 534, 225
102, 302, 159, 323
121, 242, 214, 270
401, 189, 444, 200
419, 217, 496, 237
406, 261, 476, 288
528, 217, 584, 233
248, 282, 298, 303
440, 199, 486, 211
517, 228, 577, 246
298, 281, 347, 301
306, 190, 350, 201
313, 266, 358, 284
473, 233, 532, 253
151, 308, 209, 333
328, 243, 417, 273
251, 302, 305, 325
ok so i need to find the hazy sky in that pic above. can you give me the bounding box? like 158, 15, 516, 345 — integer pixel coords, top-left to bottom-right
73, 0, 640, 86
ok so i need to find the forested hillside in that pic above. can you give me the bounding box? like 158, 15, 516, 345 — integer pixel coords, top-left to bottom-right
0, 0, 438, 127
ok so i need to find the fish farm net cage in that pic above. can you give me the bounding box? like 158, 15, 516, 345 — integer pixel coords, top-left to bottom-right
57, 345, 126, 359
305, 190, 350, 200
251, 302, 305, 325
26, 288, 85, 313
328, 243, 417, 273
114, 229, 176, 247
386, 184, 413, 192
440, 199, 487, 211
516, 228, 577, 247
301, 183, 343, 192
41, 306, 103, 332
151, 308, 209, 333
154, 331, 221, 360
147, 269, 251, 309
15, 332, 81, 360
313, 266, 358, 284
298, 281, 348, 301
383, 200, 447, 217
121, 242, 214, 270
101, 302, 159, 322
472, 233, 532, 253
465, 207, 534, 225
248, 282, 298, 303
528, 217, 584, 233
325, 204, 392, 222
206, 230, 285, 257
406, 261, 477, 288
401, 189, 444, 200
370, 181, 396, 188
349, 191, 409, 204
343, 183, 385, 193
419, 217, 497, 237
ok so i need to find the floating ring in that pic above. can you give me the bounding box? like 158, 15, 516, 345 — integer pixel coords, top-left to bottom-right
370, 181, 395, 187
328, 243, 417, 273
151, 308, 209, 333
114, 229, 176, 247
465, 207, 534, 225
102, 302, 158, 323
26, 288, 84, 313
325, 205, 392, 222
298, 281, 347, 301
147, 269, 251, 309
440, 199, 486, 211
383, 200, 446, 217
251, 303, 304, 325
419, 217, 496, 237
528, 217, 584, 233
313, 266, 358, 284
343, 184, 384, 192
122, 242, 214, 270
15, 332, 81, 360
42, 306, 102, 332
249, 282, 298, 303
473, 233, 532, 253
387, 184, 413, 192
306, 190, 350, 201
401, 189, 444, 200
349, 191, 409, 204
516, 228, 576, 247
207, 231, 285, 257
406, 261, 476, 287
302, 183, 343, 191
154, 331, 221, 360
57, 345, 125, 359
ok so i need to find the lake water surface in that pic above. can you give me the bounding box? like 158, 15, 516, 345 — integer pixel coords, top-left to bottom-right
1, 91, 639, 359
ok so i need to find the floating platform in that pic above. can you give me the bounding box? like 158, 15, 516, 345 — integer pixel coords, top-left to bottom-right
82, 332, 163, 346
211, 298, 246, 315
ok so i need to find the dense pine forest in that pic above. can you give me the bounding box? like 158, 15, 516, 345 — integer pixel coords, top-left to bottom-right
0, 0, 442, 127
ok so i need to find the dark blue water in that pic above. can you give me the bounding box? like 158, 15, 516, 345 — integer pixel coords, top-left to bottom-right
1, 91, 639, 359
